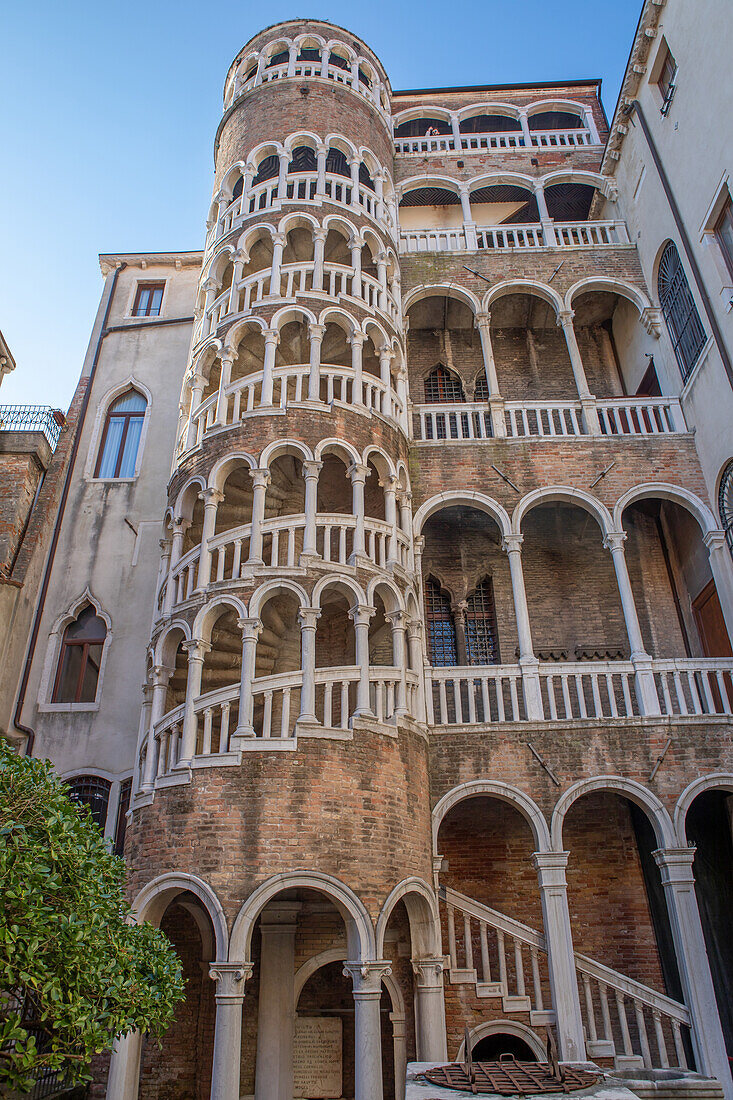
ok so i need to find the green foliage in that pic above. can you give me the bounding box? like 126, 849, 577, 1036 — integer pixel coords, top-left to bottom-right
0, 740, 185, 1092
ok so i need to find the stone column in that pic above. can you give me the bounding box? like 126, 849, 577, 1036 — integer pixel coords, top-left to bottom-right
253, 54, 265, 87
386, 609, 409, 718
350, 604, 376, 717
228, 250, 246, 314
343, 962, 392, 1100
286, 43, 297, 76
475, 311, 506, 437
502, 535, 543, 720
518, 110, 532, 148
350, 55, 360, 88
261, 328, 279, 406
459, 187, 477, 249
269, 231, 286, 296
210, 962, 253, 1100
254, 905, 300, 1100
231, 618, 262, 741
348, 156, 361, 209
376, 254, 388, 311
142, 665, 173, 791
348, 236, 363, 299
185, 375, 206, 450
534, 183, 557, 246
214, 351, 235, 426
450, 113, 463, 150
374, 171, 385, 221
603, 531, 661, 716
382, 475, 399, 566
196, 488, 224, 591
532, 852, 586, 1062
655, 849, 732, 1095
301, 460, 322, 560
391, 1012, 407, 1100
557, 310, 600, 434
105, 1031, 143, 1100
348, 463, 370, 564
407, 620, 427, 723
165, 518, 190, 614
312, 227, 327, 291
704, 532, 733, 638
412, 958, 448, 1061
277, 151, 289, 200
316, 143, 328, 195
178, 639, 211, 766
298, 607, 321, 724
379, 346, 394, 414
350, 331, 365, 407
308, 323, 326, 402
244, 161, 256, 194
202, 277, 219, 337
248, 468, 271, 565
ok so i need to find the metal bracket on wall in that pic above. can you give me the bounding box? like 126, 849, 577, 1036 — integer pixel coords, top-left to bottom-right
525, 742, 561, 786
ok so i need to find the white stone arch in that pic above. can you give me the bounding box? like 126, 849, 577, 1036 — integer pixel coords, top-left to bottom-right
153, 618, 192, 667
229, 871, 376, 963
456, 1020, 546, 1061
564, 276, 651, 317
467, 170, 536, 194
284, 130, 323, 157
219, 161, 248, 199
323, 211, 361, 244
413, 491, 512, 541
541, 167, 613, 200
131, 873, 229, 961
259, 438, 313, 469
512, 486, 613, 538
190, 338, 223, 379
362, 315, 392, 351
397, 174, 462, 201
174, 474, 207, 520
84, 375, 153, 482
403, 283, 481, 317
360, 226, 383, 262
526, 98, 589, 123
207, 451, 257, 492
312, 574, 367, 611
203, 243, 236, 286
223, 316, 267, 356
39, 587, 114, 711
314, 436, 361, 466
249, 579, 310, 618
293, 30, 327, 51
375, 877, 440, 959
613, 482, 718, 536
456, 102, 522, 124
433, 781, 551, 854
366, 576, 405, 616
318, 305, 359, 336
294, 948, 346, 1002
260, 37, 293, 64
193, 595, 248, 643
362, 443, 396, 479
325, 37, 357, 67
483, 279, 564, 317
277, 210, 320, 240
248, 139, 286, 171
393, 104, 454, 129
357, 146, 381, 180
674, 774, 733, 845
395, 460, 411, 493
324, 131, 359, 161
272, 304, 318, 331
235, 221, 277, 257
551, 775, 676, 851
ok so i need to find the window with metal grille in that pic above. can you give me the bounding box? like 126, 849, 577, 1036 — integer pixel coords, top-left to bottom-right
114, 778, 132, 856
52, 605, 107, 703
465, 577, 500, 665
67, 775, 111, 831
425, 577, 458, 666
289, 145, 317, 173
424, 365, 465, 403
253, 154, 279, 185
474, 373, 489, 401
657, 241, 706, 380
94, 389, 146, 478
132, 282, 164, 318
719, 461, 733, 562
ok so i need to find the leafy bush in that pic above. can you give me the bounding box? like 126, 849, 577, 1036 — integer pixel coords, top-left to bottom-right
0, 740, 184, 1092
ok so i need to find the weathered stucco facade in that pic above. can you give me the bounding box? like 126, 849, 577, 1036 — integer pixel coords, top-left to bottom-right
3, 6, 733, 1100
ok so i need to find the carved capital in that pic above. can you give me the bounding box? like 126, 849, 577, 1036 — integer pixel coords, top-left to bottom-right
249, 468, 271, 490
603, 530, 628, 553
343, 960, 392, 994
209, 961, 254, 999
308, 323, 327, 340
501, 534, 524, 554
348, 462, 370, 483
348, 603, 376, 626
640, 307, 662, 337
237, 617, 263, 641
263, 327, 280, 345
182, 639, 212, 661
411, 957, 446, 988
298, 606, 321, 630
302, 460, 323, 479
200, 487, 225, 506
556, 309, 575, 327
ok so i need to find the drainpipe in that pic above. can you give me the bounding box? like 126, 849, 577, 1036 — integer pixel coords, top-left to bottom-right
625, 100, 733, 391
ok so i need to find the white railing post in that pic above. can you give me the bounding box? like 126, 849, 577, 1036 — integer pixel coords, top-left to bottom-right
604, 531, 661, 716
312, 227, 326, 290
532, 853, 586, 1062
308, 323, 326, 402
654, 848, 732, 1096
261, 328, 279, 406
502, 535, 543, 720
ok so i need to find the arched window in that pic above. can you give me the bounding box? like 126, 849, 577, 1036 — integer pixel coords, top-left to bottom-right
289, 145, 317, 173
52, 605, 107, 703
94, 390, 146, 478
325, 147, 350, 178
253, 155, 279, 185
425, 577, 458, 666
657, 241, 706, 380
474, 372, 489, 401
719, 460, 733, 561
232, 176, 243, 200
465, 577, 500, 664
114, 777, 132, 856
67, 775, 111, 831
424, 365, 465, 403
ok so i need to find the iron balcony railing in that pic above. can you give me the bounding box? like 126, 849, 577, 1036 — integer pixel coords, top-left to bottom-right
0, 405, 65, 449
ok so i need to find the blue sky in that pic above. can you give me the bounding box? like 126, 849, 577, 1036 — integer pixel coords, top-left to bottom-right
0, 0, 641, 408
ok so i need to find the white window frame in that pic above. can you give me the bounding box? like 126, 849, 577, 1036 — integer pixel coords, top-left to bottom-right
38, 588, 113, 713
84, 376, 153, 483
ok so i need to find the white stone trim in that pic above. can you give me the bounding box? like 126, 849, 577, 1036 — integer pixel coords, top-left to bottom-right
674, 772, 733, 845
550, 775, 676, 851
432, 780, 551, 855
84, 375, 153, 483
37, 587, 113, 711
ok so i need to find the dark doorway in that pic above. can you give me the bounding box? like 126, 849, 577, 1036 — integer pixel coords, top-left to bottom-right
471, 1033, 538, 1061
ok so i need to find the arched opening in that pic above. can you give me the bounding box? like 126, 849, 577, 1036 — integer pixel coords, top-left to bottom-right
182, 493, 204, 557
364, 458, 386, 521
253, 590, 302, 737
395, 116, 451, 138
263, 454, 305, 567
215, 464, 254, 536
288, 144, 317, 175
407, 295, 480, 432
399, 186, 461, 232
282, 225, 314, 266
241, 230, 274, 282
571, 289, 652, 405
275, 319, 309, 368
326, 146, 350, 179
489, 293, 573, 407
230, 325, 266, 386
469, 184, 538, 227
316, 585, 356, 726
528, 109, 584, 131
437, 795, 549, 1057
369, 589, 392, 666
163, 629, 188, 716
199, 608, 242, 746
252, 154, 279, 186
684, 788, 733, 1062
319, 321, 352, 403
52, 605, 107, 704
544, 182, 595, 222
472, 1032, 538, 1061
94, 389, 147, 479
460, 114, 522, 135
138, 893, 217, 1100
324, 226, 351, 266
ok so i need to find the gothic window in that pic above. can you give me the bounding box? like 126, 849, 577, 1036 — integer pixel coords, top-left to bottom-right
465, 577, 500, 664
94, 389, 146, 478
114, 778, 133, 856
657, 241, 706, 380
67, 775, 111, 831
425, 577, 458, 666
474, 372, 490, 401
719, 460, 733, 562
52, 605, 107, 703
424, 365, 465, 404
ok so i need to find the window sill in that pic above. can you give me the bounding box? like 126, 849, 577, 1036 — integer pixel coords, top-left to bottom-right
39, 702, 100, 714
86, 476, 138, 484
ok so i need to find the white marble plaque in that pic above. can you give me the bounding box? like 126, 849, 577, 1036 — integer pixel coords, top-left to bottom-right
293, 1016, 342, 1099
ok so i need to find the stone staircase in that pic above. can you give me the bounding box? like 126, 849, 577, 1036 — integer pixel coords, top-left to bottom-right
441, 886, 692, 1072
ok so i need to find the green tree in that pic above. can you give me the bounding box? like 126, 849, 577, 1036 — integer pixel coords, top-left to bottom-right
0, 740, 185, 1092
